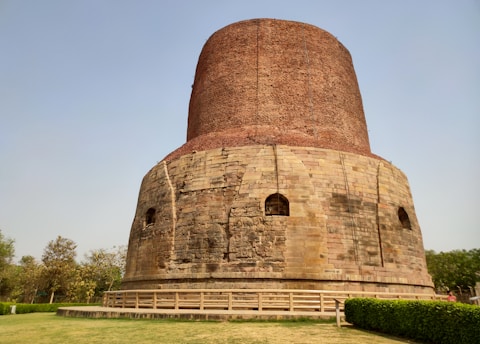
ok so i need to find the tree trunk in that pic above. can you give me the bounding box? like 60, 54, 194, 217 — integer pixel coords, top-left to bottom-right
31, 288, 38, 304
49, 290, 55, 304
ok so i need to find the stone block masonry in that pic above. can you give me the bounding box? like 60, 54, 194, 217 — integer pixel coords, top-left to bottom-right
123, 144, 433, 293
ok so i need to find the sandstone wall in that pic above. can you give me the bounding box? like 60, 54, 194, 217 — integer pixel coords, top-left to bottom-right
123, 145, 433, 293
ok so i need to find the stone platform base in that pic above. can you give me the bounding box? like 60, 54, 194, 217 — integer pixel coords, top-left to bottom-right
56, 306, 339, 321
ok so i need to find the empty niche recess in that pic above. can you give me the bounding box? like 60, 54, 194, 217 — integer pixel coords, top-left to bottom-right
265, 193, 289, 216
144, 208, 156, 227
398, 207, 411, 230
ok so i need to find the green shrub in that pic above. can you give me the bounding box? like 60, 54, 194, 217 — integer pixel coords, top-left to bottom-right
0, 302, 99, 315
345, 298, 480, 344
0, 302, 13, 315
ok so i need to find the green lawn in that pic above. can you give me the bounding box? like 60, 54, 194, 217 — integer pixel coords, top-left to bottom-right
0, 313, 411, 344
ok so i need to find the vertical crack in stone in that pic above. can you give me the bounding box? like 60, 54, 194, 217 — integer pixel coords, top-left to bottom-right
163, 161, 177, 262
302, 23, 316, 140
376, 162, 385, 267
340, 152, 359, 264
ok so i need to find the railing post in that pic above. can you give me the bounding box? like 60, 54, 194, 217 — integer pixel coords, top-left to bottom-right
200, 291, 204, 310
153, 291, 157, 309
258, 292, 263, 311
135, 292, 139, 309
320, 293, 324, 312
334, 299, 341, 328
289, 292, 294, 312
174, 292, 179, 310
228, 292, 233, 310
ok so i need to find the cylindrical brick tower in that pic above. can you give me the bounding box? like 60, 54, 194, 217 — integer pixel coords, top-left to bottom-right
122, 19, 434, 294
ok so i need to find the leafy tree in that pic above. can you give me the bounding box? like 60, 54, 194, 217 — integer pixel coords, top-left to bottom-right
0, 230, 15, 299
41, 236, 77, 303
63, 246, 126, 303
0, 230, 14, 263
426, 249, 480, 292
0, 231, 128, 302
18, 255, 44, 303
66, 265, 97, 303
82, 246, 126, 296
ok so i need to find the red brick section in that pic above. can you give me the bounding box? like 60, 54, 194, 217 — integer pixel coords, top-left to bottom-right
166, 19, 372, 162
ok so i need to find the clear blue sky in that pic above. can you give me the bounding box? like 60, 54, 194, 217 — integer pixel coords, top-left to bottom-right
1, 1, 479, 261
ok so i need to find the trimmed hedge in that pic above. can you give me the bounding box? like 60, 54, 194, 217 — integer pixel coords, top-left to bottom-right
0, 302, 99, 315
344, 298, 480, 344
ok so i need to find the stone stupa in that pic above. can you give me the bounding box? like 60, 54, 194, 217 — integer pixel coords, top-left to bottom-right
122, 19, 434, 294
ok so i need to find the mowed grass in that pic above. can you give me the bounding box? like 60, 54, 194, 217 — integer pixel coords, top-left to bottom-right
0, 313, 411, 344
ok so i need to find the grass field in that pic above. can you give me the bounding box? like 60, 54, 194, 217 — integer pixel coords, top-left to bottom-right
0, 313, 412, 344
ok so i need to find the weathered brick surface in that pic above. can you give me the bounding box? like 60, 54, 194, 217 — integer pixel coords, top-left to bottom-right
123, 19, 433, 294
123, 145, 433, 293
165, 19, 371, 162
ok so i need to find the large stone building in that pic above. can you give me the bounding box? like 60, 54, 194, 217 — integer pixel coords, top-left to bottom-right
122, 19, 434, 293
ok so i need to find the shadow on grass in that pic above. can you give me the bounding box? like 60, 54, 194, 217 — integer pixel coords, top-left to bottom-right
341, 324, 421, 343
229, 316, 336, 327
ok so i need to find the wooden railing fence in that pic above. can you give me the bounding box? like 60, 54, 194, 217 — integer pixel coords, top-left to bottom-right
103, 289, 447, 314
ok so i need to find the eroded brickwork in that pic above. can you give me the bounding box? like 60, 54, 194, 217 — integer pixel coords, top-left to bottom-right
166, 19, 371, 162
